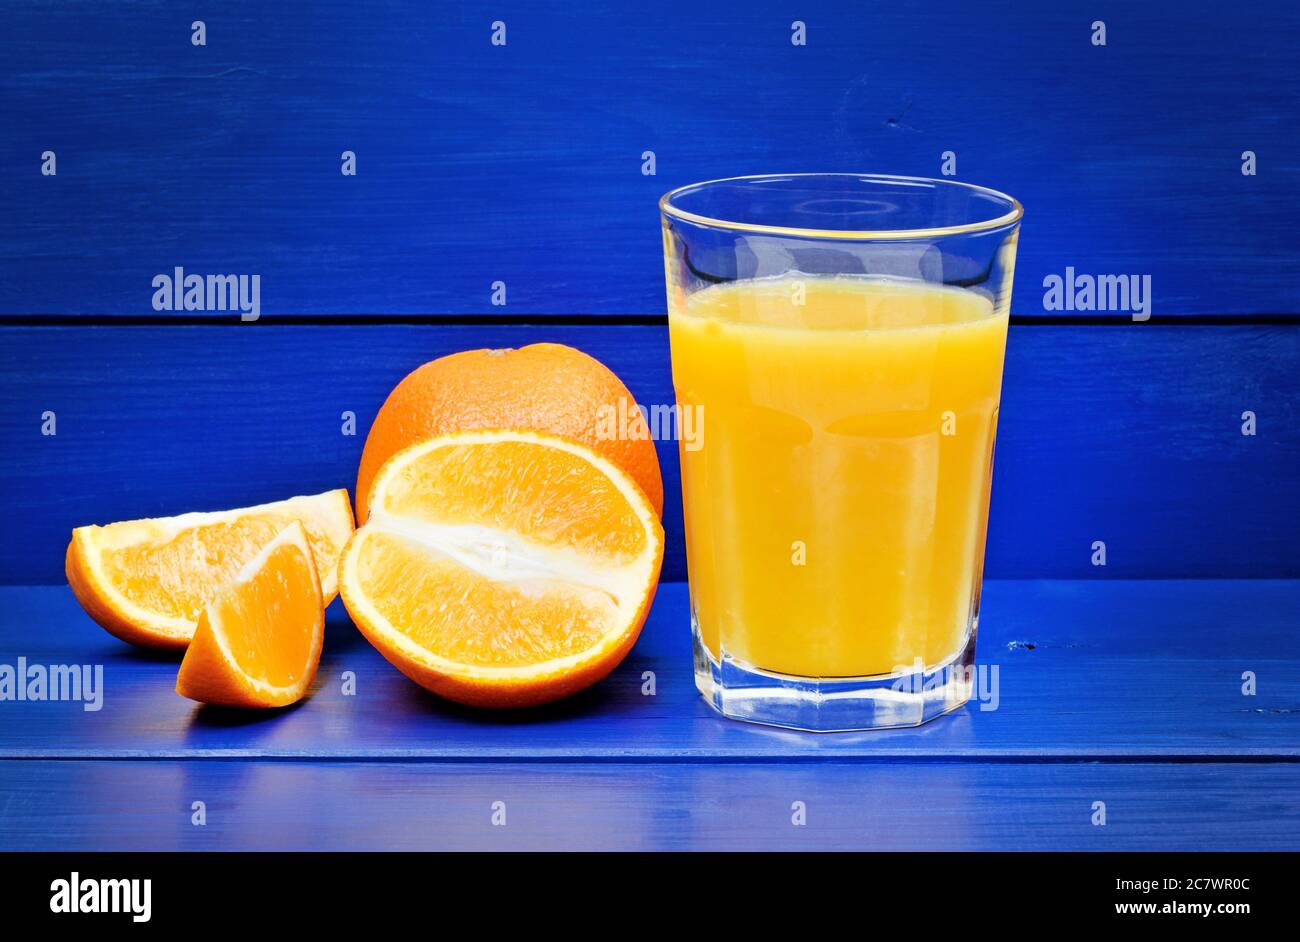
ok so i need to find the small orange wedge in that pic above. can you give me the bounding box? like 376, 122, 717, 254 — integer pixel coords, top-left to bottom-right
176, 522, 325, 708
67, 489, 354, 649
340, 430, 664, 708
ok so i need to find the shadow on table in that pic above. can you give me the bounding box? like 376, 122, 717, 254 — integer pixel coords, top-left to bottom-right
185, 698, 309, 729
395, 675, 623, 727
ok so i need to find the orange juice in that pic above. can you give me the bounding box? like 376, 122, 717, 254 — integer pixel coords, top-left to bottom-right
668, 276, 1006, 678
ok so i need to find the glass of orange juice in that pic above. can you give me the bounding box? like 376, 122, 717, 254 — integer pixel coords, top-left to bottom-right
660, 174, 1022, 731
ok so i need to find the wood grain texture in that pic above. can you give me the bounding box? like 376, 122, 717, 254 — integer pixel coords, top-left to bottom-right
2, 759, 1296, 850
1, 0, 1297, 317
1, 324, 1297, 583
1, 581, 1297, 760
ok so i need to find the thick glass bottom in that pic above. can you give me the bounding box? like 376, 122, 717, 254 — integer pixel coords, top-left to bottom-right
691, 612, 977, 732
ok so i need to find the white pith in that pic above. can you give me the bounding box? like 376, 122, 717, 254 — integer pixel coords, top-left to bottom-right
365, 512, 648, 611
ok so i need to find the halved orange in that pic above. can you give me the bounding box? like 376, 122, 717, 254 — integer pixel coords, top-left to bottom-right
66, 489, 354, 649
176, 522, 325, 708
340, 430, 664, 708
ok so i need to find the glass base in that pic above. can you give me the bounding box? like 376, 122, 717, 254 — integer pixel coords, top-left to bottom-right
692, 615, 977, 732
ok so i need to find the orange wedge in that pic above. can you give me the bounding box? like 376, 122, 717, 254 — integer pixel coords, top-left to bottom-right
340, 430, 664, 708
176, 522, 325, 708
66, 489, 354, 650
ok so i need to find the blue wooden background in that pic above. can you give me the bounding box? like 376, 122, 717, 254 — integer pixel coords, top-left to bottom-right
1, 0, 1298, 317
1, 1, 1298, 853
2, 324, 1299, 583
1, 0, 1297, 582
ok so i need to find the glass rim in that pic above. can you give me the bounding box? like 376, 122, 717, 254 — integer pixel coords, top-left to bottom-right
659, 172, 1023, 241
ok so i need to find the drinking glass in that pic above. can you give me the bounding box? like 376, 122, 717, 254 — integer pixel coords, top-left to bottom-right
660, 173, 1021, 730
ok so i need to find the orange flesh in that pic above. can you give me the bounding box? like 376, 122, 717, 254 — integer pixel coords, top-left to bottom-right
375, 440, 648, 563
355, 530, 618, 668
207, 537, 320, 689
100, 513, 346, 623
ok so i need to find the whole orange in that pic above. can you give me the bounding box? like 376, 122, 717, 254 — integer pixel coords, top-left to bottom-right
355, 343, 663, 524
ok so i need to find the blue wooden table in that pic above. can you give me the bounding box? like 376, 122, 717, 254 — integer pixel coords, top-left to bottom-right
1, 0, 1298, 851
1, 580, 1298, 850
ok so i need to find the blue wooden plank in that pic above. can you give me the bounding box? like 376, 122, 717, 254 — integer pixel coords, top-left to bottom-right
1, 0, 1297, 317
1, 324, 1298, 582
0, 581, 1297, 759
1, 759, 1296, 851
